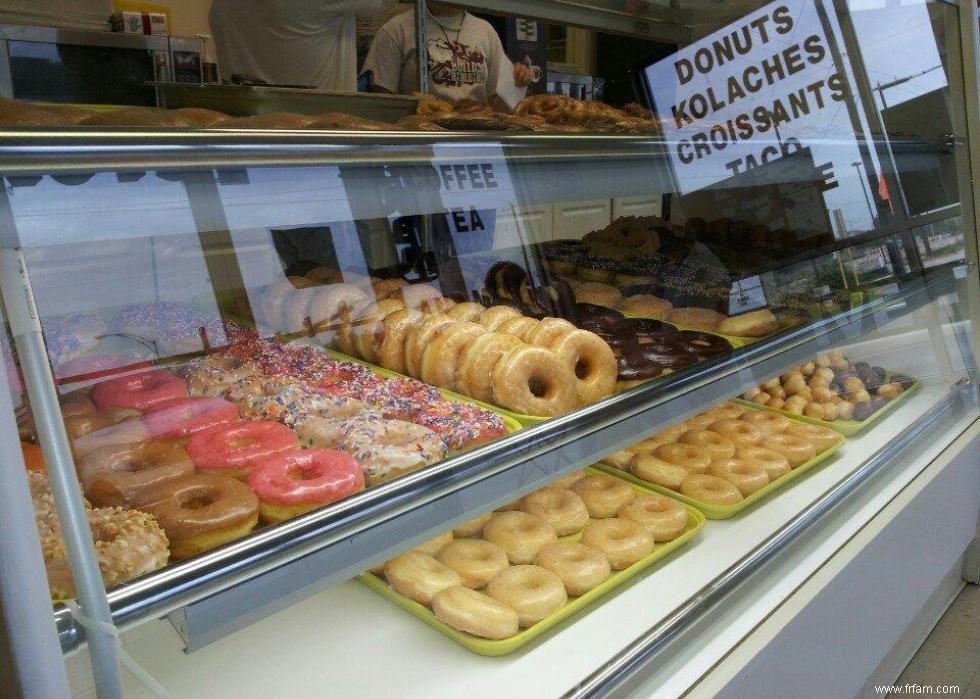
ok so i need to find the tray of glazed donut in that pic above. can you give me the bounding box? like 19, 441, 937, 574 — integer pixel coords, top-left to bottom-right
735, 350, 919, 437
358, 469, 705, 655
592, 401, 844, 519
32, 329, 520, 601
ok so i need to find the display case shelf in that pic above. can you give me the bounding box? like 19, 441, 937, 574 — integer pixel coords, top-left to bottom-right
50, 267, 957, 654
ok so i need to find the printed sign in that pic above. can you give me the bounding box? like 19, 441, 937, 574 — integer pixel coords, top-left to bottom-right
645, 0, 847, 194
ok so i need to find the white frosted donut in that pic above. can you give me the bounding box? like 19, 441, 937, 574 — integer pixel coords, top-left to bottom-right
432, 586, 519, 640
571, 474, 635, 519
708, 458, 770, 496
384, 551, 461, 605
437, 539, 509, 589
534, 541, 611, 596
520, 487, 590, 535
580, 517, 654, 570
486, 565, 567, 627
307, 283, 370, 346
618, 494, 688, 542
483, 511, 557, 564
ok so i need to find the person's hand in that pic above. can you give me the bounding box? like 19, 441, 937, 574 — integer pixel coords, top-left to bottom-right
513, 62, 533, 87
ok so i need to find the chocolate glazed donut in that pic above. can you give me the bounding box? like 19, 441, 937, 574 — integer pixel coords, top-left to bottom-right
485, 261, 527, 302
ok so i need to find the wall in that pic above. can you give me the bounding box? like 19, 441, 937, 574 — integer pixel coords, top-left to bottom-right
0, 0, 213, 37
152, 0, 213, 37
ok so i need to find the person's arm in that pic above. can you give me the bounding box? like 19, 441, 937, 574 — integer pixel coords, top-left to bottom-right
361, 25, 404, 94
484, 27, 525, 113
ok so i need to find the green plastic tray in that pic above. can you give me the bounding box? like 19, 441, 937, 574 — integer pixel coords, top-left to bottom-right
734, 372, 920, 437
358, 472, 706, 656
593, 431, 845, 519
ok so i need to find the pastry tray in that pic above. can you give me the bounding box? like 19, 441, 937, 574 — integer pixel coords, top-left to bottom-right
358, 471, 706, 656
734, 371, 920, 437
593, 430, 845, 519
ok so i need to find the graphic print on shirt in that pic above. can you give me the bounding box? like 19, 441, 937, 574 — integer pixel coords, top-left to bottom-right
428, 38, 488, 88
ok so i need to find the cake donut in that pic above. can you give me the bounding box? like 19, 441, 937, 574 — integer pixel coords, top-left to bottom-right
491, 346, 576, 416
520, 487, 590, 536
534, 541, 611, 596
384, 551, 461, 605
90, 370, 188, 412
431, 586, 519, 640
680, 473, 743, 505
486, 565, 567, 626
436, 539, 509, 589
580, 518, 654, 570
483, 511, 558, 564
708, 458, 770, 496
135, 473, 259, 559
186, 420, 298, 479
618, 494, 688, 542
571, 474, 635, 519
247, 448, 364, 523
78, 440, 195, 507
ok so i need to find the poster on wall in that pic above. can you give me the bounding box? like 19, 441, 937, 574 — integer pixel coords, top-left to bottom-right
644, 0, 848, 195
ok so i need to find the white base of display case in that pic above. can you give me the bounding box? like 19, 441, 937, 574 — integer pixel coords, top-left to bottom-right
63, 380, 979, 699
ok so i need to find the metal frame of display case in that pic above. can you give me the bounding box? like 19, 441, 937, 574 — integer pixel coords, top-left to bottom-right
0, 1, 978, 698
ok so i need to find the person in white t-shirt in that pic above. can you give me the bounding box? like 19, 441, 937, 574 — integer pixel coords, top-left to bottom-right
361, 2, 531, 111
209, 0, 395, 92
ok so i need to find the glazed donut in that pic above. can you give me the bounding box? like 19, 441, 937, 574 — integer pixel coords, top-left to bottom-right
185, 356, 258, 397
341, 299, 405, 362
403, 315, 453, 377
476, 306, 522, 331
446, 302, 486, 322
431, 585, 519, 640
90, 370, 188, 412
41, 504, 169, 600
600, 449, 634, 470
135, 473, 259, 559
680, 473, 743, 505
520, 487, 590, 535
452, 512, 492, 538
384, 551, 462, 605
64, 411, 120, 439
307, 283, 370, 346
580, 517, 654, 570
549, 330, 618, 406
525, 317, 576, 348
454, 333, 524, 403
574, 282, 623, 309
246, 448, 364, 523
707, 419, 762, 448
70, 418, 149, 457
436, 539, 509, 589
491, 346, 577, 416
534, 541, 611, 596
678, 429, 736, 461
631, 455, 688, 490
420, 297, 456, 315
482, 511, 558, 564
618, 494, 688, 542
376, 309, 424, 373
736, 446, 791, 480
716, 309, 778, 337
419, 322, 486, 389
708, 458, 770, 496
784, 423, 841, 452
683, 413, 724, 430
621, 294, 673, 320
668, 307, 725, 331
486, 565, 567, 627
391, 283, 443, 310
496, 316, 539, 339
186, 420, 297, 479
765, 433, 816, 467
701, 402, 746, 422
571, 474, 635, 519
415, 531, 454, 556
331, 415, 448, 486
141, 397, 239, 440
653, 443, 711, 473
739, 410, 793, 434
78, 440, 194, 507
550, 469, 586, 489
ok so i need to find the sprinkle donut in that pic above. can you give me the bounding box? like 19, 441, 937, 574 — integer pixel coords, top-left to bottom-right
247, 448, 364, 523
187, 420, 298, 479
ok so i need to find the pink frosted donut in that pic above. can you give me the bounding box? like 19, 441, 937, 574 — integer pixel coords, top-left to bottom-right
246, 448, 364, 523
90, 370, 187, 412
186, 420, 298, 479
142, 397, 239, 439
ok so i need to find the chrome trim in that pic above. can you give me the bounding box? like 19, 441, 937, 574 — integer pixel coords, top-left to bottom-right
53, 270, 957, 652
0, 23, 170, 51
564, 379, 973, 699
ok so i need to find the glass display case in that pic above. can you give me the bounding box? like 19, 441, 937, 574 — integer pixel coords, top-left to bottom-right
0, 0, 977, 697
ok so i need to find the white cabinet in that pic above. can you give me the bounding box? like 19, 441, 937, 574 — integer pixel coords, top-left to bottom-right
612, 194, 663, 219
493, 203, 554, 247
552, 199, 612, 239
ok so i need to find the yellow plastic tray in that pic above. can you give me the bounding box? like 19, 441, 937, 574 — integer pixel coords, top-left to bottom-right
358, 474, 706, 656
593, 432, 844, 519
734, 372, 920, 437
